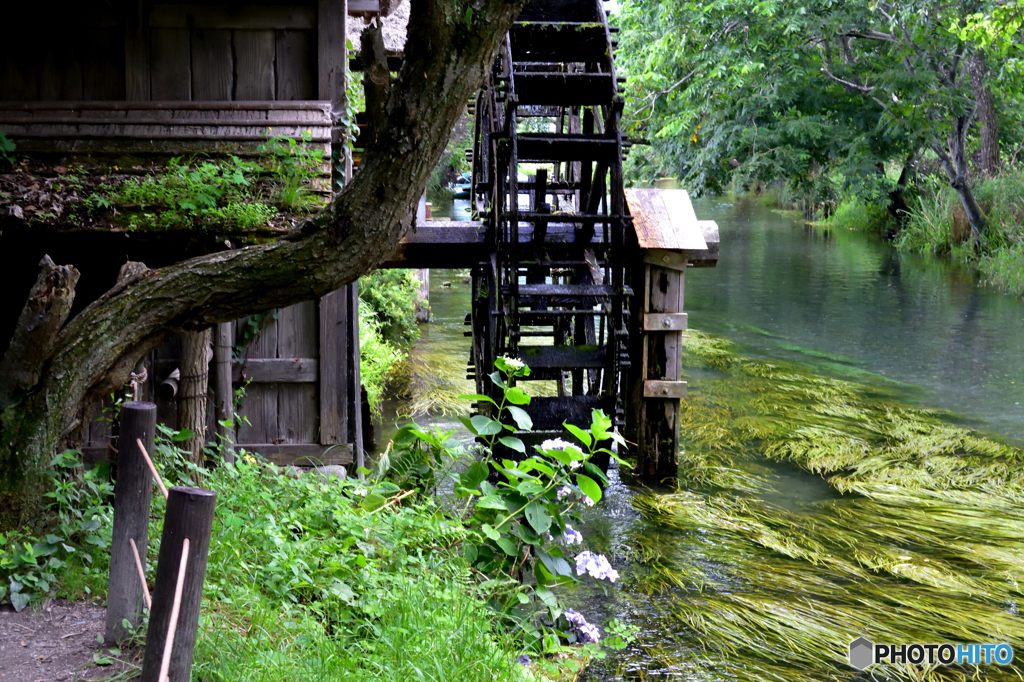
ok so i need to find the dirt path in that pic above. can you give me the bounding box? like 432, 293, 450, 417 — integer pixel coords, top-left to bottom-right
0, 600, 137, 681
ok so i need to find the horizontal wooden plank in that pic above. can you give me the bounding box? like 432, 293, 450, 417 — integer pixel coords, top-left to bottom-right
242, 443, 354, 466
687, 220, 720, 268
150, 4, 317, 29
234, 358, 319, 383
626, 188, 708, 251
0, 117, 330, 127
525, 396, 605, 431
643, 249, 688, 271
520, 345, 606, 369
380, 220, 488, 268
0, 101, 331, 111
6, 138, 330, 156
348, 0, 381, 14
644, 312, 688, 332
644, 380, 687, 399
3, 125, 329, 141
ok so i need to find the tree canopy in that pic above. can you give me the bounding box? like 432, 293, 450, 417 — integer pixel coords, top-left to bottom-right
618, 0, 1024, 233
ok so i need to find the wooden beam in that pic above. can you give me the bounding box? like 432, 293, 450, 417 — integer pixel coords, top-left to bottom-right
643, 312, 687, 332
319, 289, 348, 445
149, 4, 317, 29
233, 358, 319, 383
643, 380, 687, 399
242, 443, 353, 466
643, 249, 688, 272
124, 0, 150, 101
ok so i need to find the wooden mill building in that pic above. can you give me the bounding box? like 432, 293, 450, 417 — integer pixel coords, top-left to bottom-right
0, 0, 719, 478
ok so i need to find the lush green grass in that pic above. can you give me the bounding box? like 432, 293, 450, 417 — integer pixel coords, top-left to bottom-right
825, 169, 1024, 297
144, 451, 528, 681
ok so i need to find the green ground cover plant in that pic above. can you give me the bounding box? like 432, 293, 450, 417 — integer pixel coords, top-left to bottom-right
1, 360, 630, 679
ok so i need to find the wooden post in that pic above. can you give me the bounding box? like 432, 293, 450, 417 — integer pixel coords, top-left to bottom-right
178, 330, 211, 469
349, 282, 364, 476
140, 487, 216, 682
105, 401, 157, 643
629, 256, 688, 479
213, 322, 234, 463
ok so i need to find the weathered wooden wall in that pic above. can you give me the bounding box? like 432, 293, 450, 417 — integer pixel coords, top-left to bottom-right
0, 1, 351, 104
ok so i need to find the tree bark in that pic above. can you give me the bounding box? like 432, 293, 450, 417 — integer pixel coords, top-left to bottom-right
178, 330, 211, 471
933, 115, 987, 248
0, 0, 529, 532
885, 151, 916, 236
969, 50, 1000, 176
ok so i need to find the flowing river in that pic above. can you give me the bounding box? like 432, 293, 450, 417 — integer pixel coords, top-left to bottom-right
382, 197, 1024, 681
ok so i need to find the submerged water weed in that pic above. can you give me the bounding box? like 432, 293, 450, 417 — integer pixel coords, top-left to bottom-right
620, 330, 1024, 681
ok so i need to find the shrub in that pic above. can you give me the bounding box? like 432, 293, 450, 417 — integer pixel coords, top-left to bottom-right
359, 299, 406, 417
359, 269, 421, 348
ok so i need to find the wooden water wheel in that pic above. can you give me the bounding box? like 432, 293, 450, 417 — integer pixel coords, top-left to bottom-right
467, 0, 632, 461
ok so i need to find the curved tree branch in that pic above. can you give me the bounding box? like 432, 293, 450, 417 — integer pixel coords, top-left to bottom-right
0, 0, 530, 528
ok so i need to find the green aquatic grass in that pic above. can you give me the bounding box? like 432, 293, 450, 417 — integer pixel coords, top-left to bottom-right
618, 330, 1024, 681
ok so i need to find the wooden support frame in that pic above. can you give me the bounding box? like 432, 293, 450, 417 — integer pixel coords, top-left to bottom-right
629, 253, 687, 480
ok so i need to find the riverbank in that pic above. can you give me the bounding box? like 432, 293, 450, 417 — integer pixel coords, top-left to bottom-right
813, 169, 1024, 298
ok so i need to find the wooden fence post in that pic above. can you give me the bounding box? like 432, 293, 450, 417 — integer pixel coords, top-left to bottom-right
105, 401, 157, 642
140, 487, 216, 682
213, 321, 234, 463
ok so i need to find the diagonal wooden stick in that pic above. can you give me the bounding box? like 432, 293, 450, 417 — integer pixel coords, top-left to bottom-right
158, 537, 190, 682
137, 438, 169, 500
128, 538, 152, 610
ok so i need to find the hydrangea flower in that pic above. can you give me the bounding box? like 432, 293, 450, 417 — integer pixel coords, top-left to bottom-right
581, 494, 595, 507
563, 609, 601, 644
515, 654, 532, 666
561, 523, 583, 545
568, 459, 582, 470
540, 438, 573, 451
575, 550, 619, 582
557, 486, 573, 499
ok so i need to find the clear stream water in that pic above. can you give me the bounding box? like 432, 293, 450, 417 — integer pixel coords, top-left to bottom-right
381, 197, 1024, 680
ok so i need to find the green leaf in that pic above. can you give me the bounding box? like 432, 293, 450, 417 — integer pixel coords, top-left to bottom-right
536, 586, 559, 609
329, 579, 356, 604
458, 393, 497, 405
471, 415, 503, 436
462, 460, 490, 490
476, 495, 508, 510
458, 415, 479, 435
505, 387, 531, 405
481, 523, 501, 541
564, 423, 592, 448
172, 429, 195, 442
575, 474, 602, 504
10, 591, 29, 612
516, 480, 546, 496
488, 371, 507, 390
359, 493, 387, 513
507, 406, 533, 431
516, 591, 530, 604
516, 524, 542, 545
464, 542, 478, 564
498, 436, 526, 453
525, 501, 552, 534
496, 536, 519, 556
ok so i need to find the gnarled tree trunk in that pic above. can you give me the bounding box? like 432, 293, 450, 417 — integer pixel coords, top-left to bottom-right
0, 0, 529, 532
969, 50, 1000, 176
933, 115, 987, 248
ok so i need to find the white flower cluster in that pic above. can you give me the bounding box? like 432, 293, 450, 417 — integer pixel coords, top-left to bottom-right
500, 355, 525, 370
540, 438, 573, 451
